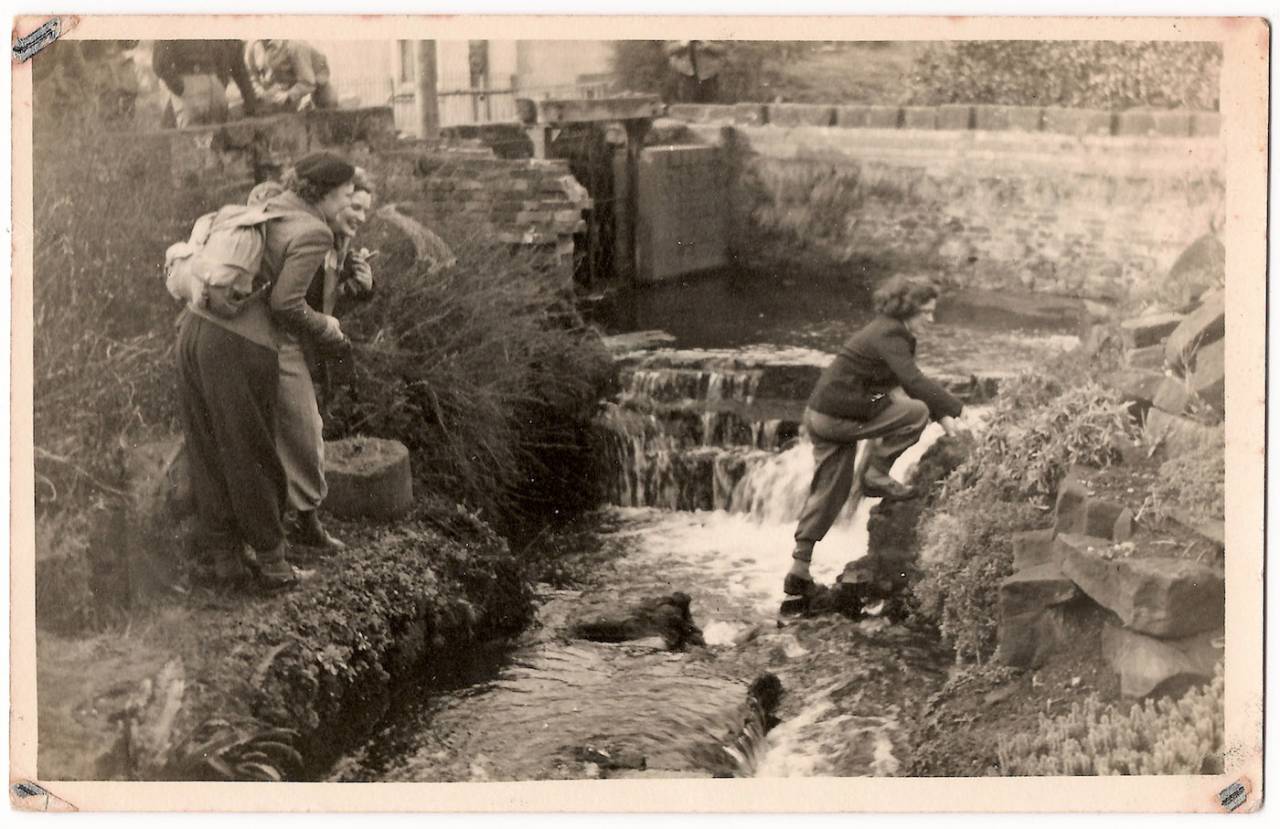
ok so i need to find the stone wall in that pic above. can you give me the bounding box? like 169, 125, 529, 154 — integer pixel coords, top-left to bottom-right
669, 107, 1223, 301
120, 108, 592, 277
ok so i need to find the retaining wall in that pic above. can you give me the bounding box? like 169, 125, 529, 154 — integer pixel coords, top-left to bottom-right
671, 105, 1223, 301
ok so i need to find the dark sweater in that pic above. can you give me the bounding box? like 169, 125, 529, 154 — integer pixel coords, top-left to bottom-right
807, 316, 963, 422
152, 40, 257, 114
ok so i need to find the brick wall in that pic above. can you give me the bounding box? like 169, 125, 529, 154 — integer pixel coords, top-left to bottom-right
690, 119, 1224, 301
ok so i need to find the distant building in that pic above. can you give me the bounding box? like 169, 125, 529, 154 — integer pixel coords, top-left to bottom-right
319, 39, 615, 135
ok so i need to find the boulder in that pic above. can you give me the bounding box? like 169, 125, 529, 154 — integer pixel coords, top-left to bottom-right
1119, 313, 1184, 348
1056, 533, 1224, 638
996, 606, 1068, 669
569, 592, 705, 649
1102, 623, 1222, 698
1187, 337, 1225, 417
1012, 528, 1057, 571
323, 437, 413, 520
1165, 233, 1225, 307
1152, 377, 1191, 415
1164, 290, 1225, 373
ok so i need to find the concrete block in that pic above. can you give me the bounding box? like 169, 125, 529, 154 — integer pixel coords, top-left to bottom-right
733, 103, 767, 126
1119, 312, 1184, 348
324, 437, 414, 520
1056, 533, 1224, 638
1188, 336, 1225, 416
1144, 407, 1223, 454
1114, 109, 1192, 138
936, 104, 974, 130
667, 103, 737, 123
834, 105, 900, 128
1190, 111, 1222, 137
974, 104, 1043, 131
1164, 289, 1225, 373
1103, 623, 1221, 698
1043, 107, 1115, 136
1012, 528, 1057, 571
767, 103, 835, 127
901, 106, 937, 129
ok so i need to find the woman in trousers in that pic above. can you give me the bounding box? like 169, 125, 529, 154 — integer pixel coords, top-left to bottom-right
784, 276, 972, 597
177, 151, 355, 591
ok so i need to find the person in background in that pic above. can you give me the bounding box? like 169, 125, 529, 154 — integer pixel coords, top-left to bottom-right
261, 167, 375, 552
246, 39, 338, 113
153, 39, 258, 127
664, 40, 726, 103
177, 152, 354, 593
784, 276, 973, 598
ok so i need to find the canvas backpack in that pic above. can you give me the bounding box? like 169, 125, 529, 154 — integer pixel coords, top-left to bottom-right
165, 204, 280, 318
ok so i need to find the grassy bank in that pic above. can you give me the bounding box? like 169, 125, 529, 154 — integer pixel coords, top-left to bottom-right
38, 499, 533, 781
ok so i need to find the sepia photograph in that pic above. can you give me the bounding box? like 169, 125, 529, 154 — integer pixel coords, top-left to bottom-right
7, 11, 1267, 814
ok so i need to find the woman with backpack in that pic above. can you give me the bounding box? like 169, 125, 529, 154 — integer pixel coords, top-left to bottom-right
175, 151, 355, 592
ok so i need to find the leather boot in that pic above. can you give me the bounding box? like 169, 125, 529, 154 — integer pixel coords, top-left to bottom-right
288, 510, 346, 551
253, 542, 315, 593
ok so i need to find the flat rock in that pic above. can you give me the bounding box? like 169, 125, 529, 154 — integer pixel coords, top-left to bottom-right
1056, 533, 1224, 638
1012, 528, 1057, 571
1119, 313, 1184, 348
1164, 290, 1225, 373
569, 592, 705, 649
1187, 337, 1225, 417
601, 330, 676, 355
1102, 623, 1222, 698
1144, 407, 1223, 454
1126, 344, 1166, 370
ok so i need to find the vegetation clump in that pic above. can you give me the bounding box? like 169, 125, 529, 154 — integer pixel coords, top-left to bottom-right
997, 663, 1224, 776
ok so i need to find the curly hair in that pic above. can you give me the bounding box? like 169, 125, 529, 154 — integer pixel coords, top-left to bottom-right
351, 166, 376, 196
873, 276, 940, 320
281, 167, 349, 205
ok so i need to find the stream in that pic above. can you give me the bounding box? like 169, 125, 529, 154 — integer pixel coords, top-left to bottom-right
330, 272, 1080, 781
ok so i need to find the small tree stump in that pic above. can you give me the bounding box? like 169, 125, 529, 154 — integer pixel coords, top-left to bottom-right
323, 437, 413, 520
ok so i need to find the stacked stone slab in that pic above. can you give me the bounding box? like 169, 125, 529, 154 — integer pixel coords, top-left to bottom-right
995, 466, 1225, 697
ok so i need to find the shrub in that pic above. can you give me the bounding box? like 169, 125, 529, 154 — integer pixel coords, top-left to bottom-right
1144, 437, 1226, 525
612, 40, 806, 103
908, 41, 1222, 111
997, 663, 1224, 775
912, 487, 1042, 663
944, 378, 1140, 505
324, 215, 614, 532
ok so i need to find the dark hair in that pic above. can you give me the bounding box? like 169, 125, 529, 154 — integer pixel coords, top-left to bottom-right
872, 276, 940, 320
281, 168, 347, 204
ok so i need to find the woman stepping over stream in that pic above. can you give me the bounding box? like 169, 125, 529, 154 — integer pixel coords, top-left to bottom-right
785, 276, 972, 598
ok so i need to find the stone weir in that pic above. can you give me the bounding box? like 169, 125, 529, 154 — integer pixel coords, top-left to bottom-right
596, 339, 997, 516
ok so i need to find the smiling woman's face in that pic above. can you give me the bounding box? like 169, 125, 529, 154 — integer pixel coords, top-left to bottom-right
337, 190, 372, 237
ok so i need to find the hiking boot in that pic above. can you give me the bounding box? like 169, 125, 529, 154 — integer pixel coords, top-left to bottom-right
252, 542, 316, 593
861, 470, 918, 502
783, 572, 817, 597
287, 510, 346, 551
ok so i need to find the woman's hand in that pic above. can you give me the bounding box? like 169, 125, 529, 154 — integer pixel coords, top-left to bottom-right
349, 250, 375, 292
939, 415, 974, 445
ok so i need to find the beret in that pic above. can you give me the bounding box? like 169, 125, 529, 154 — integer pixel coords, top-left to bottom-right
293, 152, 355, 188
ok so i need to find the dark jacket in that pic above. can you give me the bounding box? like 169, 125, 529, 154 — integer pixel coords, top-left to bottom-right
152, 40, 257, 114
808, 316, 963, 422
